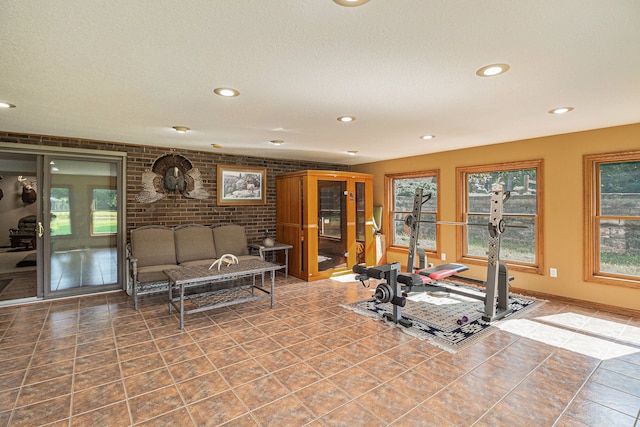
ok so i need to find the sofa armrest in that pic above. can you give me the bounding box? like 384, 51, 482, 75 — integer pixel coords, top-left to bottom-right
126, 241, 138, 300
129, 257, 138, 281
126, 256, 142, 310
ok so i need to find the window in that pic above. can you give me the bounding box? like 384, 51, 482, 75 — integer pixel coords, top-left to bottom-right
457, 160, 543, 272
50, 187, 71, 236
91, 188, 118, 235
386, 171, 438, 252
585, 151, 640, 287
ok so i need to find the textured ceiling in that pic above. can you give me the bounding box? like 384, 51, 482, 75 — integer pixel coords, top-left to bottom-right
1, 0, 639, 165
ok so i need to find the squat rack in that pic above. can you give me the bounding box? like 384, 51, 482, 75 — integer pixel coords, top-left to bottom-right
354, 184, 514, 325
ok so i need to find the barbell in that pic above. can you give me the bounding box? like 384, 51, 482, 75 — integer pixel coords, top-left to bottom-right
403, 215, 527, 229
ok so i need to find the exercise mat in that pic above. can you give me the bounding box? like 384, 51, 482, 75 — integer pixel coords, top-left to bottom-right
343, 281, 543, 353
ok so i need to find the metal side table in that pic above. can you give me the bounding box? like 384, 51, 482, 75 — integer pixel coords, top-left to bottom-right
250, 242, 293, 278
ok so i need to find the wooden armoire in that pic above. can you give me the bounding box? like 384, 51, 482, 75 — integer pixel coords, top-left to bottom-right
276, 170, 374, 281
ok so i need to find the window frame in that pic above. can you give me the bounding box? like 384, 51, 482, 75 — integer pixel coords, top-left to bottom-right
385, 169, 440, 258
584, 150, 640, 288
456, 159, 544, 274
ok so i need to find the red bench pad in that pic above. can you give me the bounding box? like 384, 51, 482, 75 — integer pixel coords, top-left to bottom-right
415, 263, 469, 280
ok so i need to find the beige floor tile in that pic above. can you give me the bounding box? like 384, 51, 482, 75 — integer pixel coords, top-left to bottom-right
70, 401, 131, 427
234, 375, 290, 409
128, 385, 184, 424
124, 367, 174, 397
188, 389, 247, 426
71, 380, 126, 416
250, 395, 315, 427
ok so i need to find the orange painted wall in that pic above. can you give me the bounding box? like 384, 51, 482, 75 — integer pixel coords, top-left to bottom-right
352, 123, 640, 311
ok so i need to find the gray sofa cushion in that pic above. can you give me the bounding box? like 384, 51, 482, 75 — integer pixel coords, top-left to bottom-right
212, 225, 250, 256
179, 258, 218, 267
174, 225, 217, 264
130, 226, 177, 268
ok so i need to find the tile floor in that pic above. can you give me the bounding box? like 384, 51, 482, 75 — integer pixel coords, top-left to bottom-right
0, 275, 639, 426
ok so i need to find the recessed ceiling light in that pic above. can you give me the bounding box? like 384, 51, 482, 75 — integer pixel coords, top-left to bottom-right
333, 0, 370, 6
347, 150, 358, 156
213, 87, 240, 97
420, 135, 435, 140
0, 102, 16, 108
270, 140, 285, 146
172, 126, 190, 133
548, 106, 574, 115
337, 116, 356, 122
211, 144, 222, 149
476, 64, 510, 77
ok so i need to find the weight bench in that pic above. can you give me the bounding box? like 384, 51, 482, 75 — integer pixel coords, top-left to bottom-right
354, 262, 472, 327
416, 263, 469, 280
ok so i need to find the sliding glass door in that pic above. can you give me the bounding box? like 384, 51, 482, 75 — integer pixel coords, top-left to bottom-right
44, 156, 123, 297
0, 152, 39, 302
0, 143, 126, 304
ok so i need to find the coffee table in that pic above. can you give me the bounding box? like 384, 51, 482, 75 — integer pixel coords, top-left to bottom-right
165, 259, 282, 329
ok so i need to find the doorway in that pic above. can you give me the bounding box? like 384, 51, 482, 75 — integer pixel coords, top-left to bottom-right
0, 145, 126, 305
317, 180, 347, 272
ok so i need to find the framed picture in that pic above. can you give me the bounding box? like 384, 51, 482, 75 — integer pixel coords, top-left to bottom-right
217, 165, 267, 205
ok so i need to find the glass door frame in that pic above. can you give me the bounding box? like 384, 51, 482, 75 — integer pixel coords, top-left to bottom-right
317, 179, 347, 273
0, 142, 127, 300
304, 172, 374, 281
348, 177, 374, 268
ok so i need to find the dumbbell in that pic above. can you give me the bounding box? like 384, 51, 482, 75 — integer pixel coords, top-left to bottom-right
457, 316, 469, 325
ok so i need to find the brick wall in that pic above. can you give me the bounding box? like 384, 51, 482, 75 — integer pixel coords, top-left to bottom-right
0, 132, 348, 244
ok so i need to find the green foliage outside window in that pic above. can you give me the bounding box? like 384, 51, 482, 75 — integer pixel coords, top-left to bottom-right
391, 175, 437, 250
92, 189, 118, 234
466, 169, 538, 264
50, 187, 71, 236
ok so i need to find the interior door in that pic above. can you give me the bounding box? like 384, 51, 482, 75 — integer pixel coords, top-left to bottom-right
43, 156, 123, 298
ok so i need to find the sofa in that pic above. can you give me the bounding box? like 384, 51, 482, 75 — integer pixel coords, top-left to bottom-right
127, 223, 262, 309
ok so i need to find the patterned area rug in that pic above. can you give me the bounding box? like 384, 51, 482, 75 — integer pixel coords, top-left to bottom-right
343, 281, 543, 353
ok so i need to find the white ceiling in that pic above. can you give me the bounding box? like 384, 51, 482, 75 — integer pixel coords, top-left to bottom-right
1, 0, 639, 166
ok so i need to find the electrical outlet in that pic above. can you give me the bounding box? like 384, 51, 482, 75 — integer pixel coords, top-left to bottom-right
441, 253, 446, 261
550, 268, 557, 278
